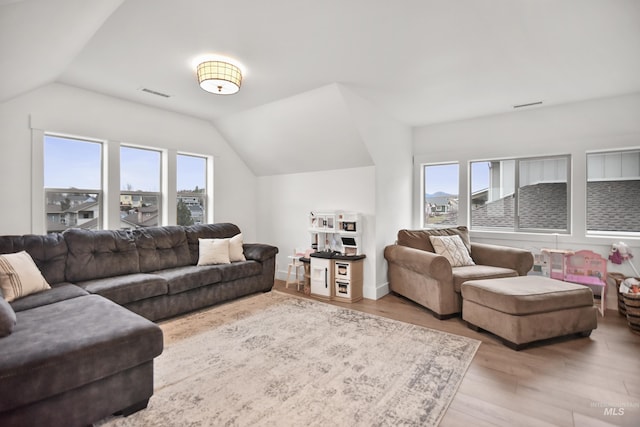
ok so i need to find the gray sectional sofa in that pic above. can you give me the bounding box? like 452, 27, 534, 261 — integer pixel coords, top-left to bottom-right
0, 223, 278, 427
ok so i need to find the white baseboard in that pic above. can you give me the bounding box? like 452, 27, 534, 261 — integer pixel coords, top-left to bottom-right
364, 281, 389, 300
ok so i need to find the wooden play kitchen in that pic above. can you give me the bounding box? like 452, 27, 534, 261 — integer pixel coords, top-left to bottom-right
307, 210, 365, 303
309, 252, 365, 303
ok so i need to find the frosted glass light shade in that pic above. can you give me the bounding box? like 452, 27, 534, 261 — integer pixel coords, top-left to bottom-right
196, 60, 242, 95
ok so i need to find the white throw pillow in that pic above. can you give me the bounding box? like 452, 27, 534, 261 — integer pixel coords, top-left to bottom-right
0, 251, 51, 302
428, 235, 475, 267
197, 238, 231, 265
229, 233, 246, 262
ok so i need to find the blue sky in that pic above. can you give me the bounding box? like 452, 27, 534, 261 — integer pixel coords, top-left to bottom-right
471, 162, 490, 193
176, 154, 206, 191
425, 162, 489, 195
44, 136, 102, 189
44, 135, 206, 191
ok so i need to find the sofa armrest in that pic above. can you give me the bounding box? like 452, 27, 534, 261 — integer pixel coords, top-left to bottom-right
384, 244, 452, 282
470, 242, 533, 276
243, 243, 279, 263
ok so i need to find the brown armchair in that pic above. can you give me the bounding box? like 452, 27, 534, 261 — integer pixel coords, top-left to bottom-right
384, 227, 533, 319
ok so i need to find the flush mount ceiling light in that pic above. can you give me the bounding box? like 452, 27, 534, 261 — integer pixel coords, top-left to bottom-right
196, 60, 242, 95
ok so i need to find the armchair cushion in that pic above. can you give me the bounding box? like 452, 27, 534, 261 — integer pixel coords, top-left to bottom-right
397, 226, 471, 253
452, 265, 518, 292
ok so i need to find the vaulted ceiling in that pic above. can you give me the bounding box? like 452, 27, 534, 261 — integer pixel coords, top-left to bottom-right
2, 0, 639, 175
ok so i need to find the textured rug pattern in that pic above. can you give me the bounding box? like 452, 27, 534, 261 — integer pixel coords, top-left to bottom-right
99, 291, 479, 426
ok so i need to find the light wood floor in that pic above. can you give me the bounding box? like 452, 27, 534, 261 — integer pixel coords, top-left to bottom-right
274, 281, 640, 427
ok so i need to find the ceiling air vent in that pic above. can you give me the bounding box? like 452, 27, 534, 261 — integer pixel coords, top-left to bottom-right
140, 88, 171, 98
513, 101, 543, 109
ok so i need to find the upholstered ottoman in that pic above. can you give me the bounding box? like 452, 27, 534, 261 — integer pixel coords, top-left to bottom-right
461, 276, 597, 350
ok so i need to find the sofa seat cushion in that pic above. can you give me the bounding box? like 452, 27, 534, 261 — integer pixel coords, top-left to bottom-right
452, 265, 518, 292
461, 276, 594, 315
76, 273, 168, 305
152, 265, 222, 295
216, 261, 262, 282
9, 283, 88, 313
0, 295, 163, 412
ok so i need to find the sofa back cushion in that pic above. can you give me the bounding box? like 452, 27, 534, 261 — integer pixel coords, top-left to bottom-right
64, 228, 140, 282
185, 223, 242, 264
0, 233, 68, 284
133, 226, 191, 272
397, 226, 472, 254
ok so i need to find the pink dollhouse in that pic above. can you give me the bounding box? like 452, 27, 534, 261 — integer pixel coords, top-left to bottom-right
541, 249, 607, 316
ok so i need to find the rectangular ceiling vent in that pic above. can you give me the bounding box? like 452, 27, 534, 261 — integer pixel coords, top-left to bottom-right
140, 87, 171, 98
513, 101, 543, 109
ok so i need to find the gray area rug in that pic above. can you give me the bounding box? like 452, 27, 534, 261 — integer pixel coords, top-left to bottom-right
98, 291, 480, 426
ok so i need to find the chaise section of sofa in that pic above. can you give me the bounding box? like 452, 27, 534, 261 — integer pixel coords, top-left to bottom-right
1, 294, 163, 427
0, 223, 278, 426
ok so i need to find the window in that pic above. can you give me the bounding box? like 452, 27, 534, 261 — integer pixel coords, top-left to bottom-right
120, 146, 161, 229
423, 163, 459, 227
587, 150, 640, 234
39, 132, 212, 233
44, 135, 102, 233
470, 155, 570, 233
177, 154, 207, 225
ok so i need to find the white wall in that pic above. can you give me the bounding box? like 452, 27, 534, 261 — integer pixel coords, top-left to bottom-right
0, 83, 259, 240
413, 92, 640, 308
257, 166, 376, 294
256, 86, 412, 301
338, 85, 413, 298
4, 81, 637, 309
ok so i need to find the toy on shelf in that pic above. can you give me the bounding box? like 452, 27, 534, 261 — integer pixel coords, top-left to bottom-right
308, 211, 362, 255
609, 242, 639, 277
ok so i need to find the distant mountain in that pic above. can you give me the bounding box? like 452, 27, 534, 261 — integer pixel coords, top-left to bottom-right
426, 191, 456, 198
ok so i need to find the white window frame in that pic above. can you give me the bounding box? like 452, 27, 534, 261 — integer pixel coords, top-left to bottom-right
469, 154, 572, 234
421, 162, 460, 228
119, 144, 163, 229
176, 153, 208, 226
32, 130, 215, 234
41, 132, 105, 234
586, 148, 640, 236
